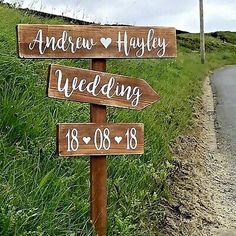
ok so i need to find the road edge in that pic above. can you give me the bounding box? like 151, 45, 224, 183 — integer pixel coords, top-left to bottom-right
162, 74, 236, 235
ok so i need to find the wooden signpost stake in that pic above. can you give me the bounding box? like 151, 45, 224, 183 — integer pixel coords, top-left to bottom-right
90, 59, 107, 236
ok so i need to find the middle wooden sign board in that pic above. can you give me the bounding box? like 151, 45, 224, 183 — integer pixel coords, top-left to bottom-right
47, 64, 160, 110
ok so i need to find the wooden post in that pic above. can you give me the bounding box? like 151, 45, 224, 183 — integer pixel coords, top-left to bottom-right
199, 0, 205, 64
90, 59, 107, 236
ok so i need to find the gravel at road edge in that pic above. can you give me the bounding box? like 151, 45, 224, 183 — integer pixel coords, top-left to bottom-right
162, 75, 236, 236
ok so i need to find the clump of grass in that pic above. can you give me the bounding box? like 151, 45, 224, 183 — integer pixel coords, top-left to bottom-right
210, 31, 236, 45
0, 3, 236, 235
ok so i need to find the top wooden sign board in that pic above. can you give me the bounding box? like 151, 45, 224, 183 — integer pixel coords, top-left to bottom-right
17, 24, 177, 59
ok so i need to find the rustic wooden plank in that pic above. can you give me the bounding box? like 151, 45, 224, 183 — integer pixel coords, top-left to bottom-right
89, 59, 107, 236
57, 123, 144, 156
47, 64, 160, 110
17, 24, 177, 59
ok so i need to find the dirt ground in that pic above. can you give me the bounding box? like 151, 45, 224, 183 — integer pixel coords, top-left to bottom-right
162, 75, 236, 236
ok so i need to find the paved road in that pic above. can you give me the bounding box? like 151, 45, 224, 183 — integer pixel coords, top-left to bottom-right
211, 66, 236, 156
210, 66, 236, 234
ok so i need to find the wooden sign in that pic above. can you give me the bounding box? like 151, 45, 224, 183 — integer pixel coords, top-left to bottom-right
57, 123, 144, 156
47, 64, 160, 110
17, 24, 177, 59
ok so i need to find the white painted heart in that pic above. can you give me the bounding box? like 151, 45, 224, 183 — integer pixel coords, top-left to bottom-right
100, 37, 112, 49
83, 137, 91, 144
115, 136, 122, 144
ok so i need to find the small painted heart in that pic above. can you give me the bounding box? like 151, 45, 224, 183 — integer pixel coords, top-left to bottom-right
115, 136, 122, 144
100, 37, 112, 48
83, 137, 91, 144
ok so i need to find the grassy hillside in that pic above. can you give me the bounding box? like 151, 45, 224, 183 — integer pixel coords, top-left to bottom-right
0, 3, 236, 235
210, 31, 236, 45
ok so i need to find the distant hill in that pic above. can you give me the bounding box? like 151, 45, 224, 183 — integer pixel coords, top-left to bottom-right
210, 31, 236, 45
0, 2, 188, 32
2, 1, 92, 25
176, 30, 190, 34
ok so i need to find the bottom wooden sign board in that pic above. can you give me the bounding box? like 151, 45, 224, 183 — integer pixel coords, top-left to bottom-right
57, 123, 144, 156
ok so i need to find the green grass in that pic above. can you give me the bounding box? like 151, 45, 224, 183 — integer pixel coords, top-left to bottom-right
0, 3, 236, 235
210, 31, 236, 45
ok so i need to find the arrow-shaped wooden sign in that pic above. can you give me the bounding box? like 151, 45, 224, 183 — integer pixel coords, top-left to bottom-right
17, 24, 176, 59
57, 123, 144, 156
47, 64, 160, 110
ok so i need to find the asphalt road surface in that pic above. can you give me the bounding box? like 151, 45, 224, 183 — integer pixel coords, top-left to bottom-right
210, 66, 236, 234
211, 66, 236, 156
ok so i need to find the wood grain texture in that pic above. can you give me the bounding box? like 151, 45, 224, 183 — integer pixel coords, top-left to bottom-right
47, 64, 160, 110
89, 58, 107, 236
17, 24, 177, 59
57, 123, 144, 156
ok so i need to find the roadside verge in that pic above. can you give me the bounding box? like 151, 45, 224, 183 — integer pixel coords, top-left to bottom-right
162, 75, 236, 236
